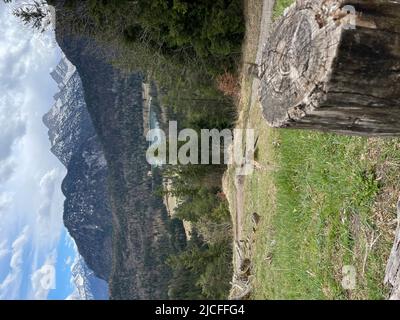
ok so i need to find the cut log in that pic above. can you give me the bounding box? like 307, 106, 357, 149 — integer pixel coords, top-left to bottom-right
259, 0, 400, 135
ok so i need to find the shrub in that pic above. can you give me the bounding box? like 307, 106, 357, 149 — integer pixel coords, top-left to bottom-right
216, 71, 239, 98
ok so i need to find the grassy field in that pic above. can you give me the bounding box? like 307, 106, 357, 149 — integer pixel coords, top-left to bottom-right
249, 131, 400, 299
225, 0, 400, 300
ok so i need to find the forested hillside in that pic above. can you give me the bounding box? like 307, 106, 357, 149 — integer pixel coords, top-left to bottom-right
45, 0, 245, 299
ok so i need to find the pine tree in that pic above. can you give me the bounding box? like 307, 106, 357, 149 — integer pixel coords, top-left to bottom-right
11, 1, 51, 32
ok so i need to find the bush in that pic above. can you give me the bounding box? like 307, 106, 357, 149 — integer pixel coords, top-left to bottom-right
136, 0, 245, 61
167, 237, 232, 300
216, 71, 239, 98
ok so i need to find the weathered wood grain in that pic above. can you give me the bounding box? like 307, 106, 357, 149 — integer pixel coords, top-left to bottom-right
259, 0, 400, 135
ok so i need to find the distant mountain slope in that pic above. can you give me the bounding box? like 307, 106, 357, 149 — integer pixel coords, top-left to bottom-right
48, 1, 186, 299
43, 57, 113, 281
68, 255, 109, 300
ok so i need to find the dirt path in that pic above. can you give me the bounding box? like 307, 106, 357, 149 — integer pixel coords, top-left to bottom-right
228, 0, 275, 299
234, 0, 275, 242
234, 175, 245, 241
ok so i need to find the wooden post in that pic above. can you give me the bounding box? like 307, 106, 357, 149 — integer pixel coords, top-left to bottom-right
259, 0, 400, 135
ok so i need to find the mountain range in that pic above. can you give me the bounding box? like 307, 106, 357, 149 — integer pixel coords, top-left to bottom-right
43, 57, 112, 298
44, 14, 186, 300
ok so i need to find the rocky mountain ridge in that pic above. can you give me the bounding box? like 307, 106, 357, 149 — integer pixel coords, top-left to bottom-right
43, 57, 113, 282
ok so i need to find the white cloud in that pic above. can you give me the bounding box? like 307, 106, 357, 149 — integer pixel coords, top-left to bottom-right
0, 2, 57, 185
0, 193, 13, 213
0, 6, 31, 184
65, 256, 72, 266
0, 226, 30, 299
0, 98, 26, 163
0, 1, 71, 300
10, 226, 29, 269
34, 169, 64, 250
0, 160, 15, 184
37, 169, 60, 222
39, 169, 59, 195
0, 240, 10, 261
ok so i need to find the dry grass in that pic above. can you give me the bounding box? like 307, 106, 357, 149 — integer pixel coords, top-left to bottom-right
216, 72, 240, 99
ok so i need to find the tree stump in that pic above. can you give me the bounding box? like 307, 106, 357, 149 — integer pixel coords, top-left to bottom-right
259, 0, 400, 135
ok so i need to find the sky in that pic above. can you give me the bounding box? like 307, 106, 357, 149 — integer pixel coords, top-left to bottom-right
0, 2, 79, 300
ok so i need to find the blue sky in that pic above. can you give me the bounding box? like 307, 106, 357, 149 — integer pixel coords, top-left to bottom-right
0, 2, 79, 300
